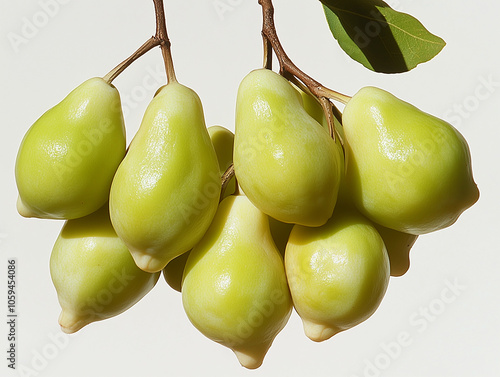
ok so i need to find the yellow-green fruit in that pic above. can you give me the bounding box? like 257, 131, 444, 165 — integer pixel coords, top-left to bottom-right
162, 251, 190, 293
50, 205, 160, 334
15, 78, 126, 220
109, 82, 221, 273
163, 125, 235, 292
234, 69, 343, 227
182, 195, 292, 369
333, 162, 416, 276
285, 207, 390, 342
374, 224, 417, 277
343, 86, 479, 234
297, 87, 326, 126
297, 86, 345, 144
208, 125, 235, 199
268, 217, 294, 256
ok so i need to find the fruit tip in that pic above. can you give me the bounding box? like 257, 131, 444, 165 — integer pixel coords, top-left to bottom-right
232, 342, 271, 370
130, 251, 165, 273
16, 196, 35, 218
390, 265, 410, 277
58, 310, 89, 334
302, 320, 340, 342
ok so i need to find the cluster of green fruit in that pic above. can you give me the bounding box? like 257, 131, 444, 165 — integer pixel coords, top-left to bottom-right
15, 66, 479, 369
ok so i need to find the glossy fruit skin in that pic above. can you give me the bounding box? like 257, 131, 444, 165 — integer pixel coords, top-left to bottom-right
297, 86, 325, 126
163, 125, 235, 292
182, 195, 292, 369
336, 176, 417, 277
234, 69, 343, 227
343, 86, 479, 235
285, 206, 390, 342
109, 82, 221, 273
50, 205, 160, 334
15, 78, 126, 220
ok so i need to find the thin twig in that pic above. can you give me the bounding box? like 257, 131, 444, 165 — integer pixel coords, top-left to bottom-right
258, 0, 351, 142
103, 0, 176, 84
262, 34, 273, 70
103, 37, 160, 84
259, 0, 350, 105
220, 163, 236, 202
153, 0, 177, 83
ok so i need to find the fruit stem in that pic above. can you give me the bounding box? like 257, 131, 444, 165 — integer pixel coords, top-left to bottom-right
103, 37, 160, 84
102, 0, 176, 85
259, 0, 351, 105
153, 0, 177, 84
258, 0, 350, 140
262, 35, 273, 70
220, 163, 237, 201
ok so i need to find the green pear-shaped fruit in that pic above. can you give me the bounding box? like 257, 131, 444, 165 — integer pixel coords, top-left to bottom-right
208, 125, 235, 199
343, 86, 479, 234
162, 251, 190, 293
163, 125, 235, 292
268, 216, 294, 256
182, 195, 292, 369
296, 85, 345, 143
234, 69, 343, 227
285, 206, 390, 342
50, 205, 160, 334
15, 78, 126, 219
374, 224, 417, 277
334, 176, 417, 277
109, 82, 221, 273
332, 161, 416, 276
296, 86, 326, 126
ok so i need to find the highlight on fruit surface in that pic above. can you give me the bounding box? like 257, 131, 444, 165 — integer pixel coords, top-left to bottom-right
163, 125, 235, 292
233, 68, 344, 227
13, 0, 482, 371
285, 206, 390, 342
109, 82, 221, 273
50, 205, 160, 334
342, 86, 479, 235
15, 77, 126, 220
182, 195, 292, 369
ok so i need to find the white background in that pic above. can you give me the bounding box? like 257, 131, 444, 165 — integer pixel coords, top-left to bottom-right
1, 0, 499, 376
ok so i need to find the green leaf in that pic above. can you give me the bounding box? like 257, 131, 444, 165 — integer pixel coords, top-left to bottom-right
321, 0, 446, 73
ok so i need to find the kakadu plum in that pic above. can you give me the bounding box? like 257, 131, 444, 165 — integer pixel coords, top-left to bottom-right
15, 78, 126, 219
50, 206, 160, 334
233, 69, 344, 227
285, 206, 390, 342
162, 125, 235, 292
109, 82, 221, 273
342, 87, 479, 234
182, 195, 292, 369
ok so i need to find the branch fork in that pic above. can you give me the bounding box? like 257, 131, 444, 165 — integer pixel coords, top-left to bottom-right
259, 0, 350, 140
103, 0, 176, 85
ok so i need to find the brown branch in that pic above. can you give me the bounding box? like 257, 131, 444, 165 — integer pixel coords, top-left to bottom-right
103, 0, 175, 84
103, 37, 160, 84
259, 0, 350, 105
262, 34, 273, 70
153, 0, 177, 83
258, 0, 350, 142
